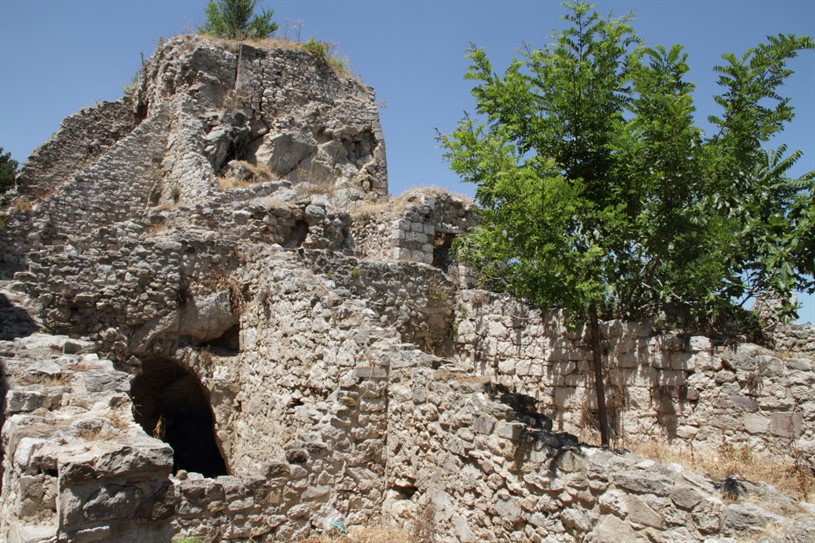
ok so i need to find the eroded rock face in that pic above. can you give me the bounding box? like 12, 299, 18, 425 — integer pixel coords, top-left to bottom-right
1, 34, 814, 543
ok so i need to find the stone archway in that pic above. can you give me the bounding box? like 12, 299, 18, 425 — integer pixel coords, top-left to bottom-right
131, 357, 228, 477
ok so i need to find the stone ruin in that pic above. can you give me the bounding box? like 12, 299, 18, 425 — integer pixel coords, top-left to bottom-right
0, 34, 814, 543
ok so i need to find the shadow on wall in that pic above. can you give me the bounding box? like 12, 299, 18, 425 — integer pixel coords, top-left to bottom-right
0, 358, 6, 493
130, 357, 228, 478
0, 293, 38, 340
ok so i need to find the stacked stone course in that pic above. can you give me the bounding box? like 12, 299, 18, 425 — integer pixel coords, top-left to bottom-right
454, 290, 815, 458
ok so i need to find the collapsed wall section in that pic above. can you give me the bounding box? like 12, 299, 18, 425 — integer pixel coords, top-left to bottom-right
0, 108, 169, 276
350, 189, 475, 266
135, 36, 387, 207
168, 251, 404, 541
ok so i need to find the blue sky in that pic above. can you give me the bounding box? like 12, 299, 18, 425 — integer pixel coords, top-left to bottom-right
1, 0, 813, 323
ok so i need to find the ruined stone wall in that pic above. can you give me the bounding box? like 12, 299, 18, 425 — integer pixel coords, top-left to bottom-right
0, 335, 173, 543
136, 36, 387, 207
772, 324, 815, 357
12, 99, 136, 200
383, 361, 812, 543
304, 249, 456, 355
14, 231, 246, 362
0, 109, 169, 276
453, 290, 815, 458
167, 251, 410, 541
350, 189, 474, 266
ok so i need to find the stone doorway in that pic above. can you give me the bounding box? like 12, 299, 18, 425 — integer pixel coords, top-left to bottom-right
131, 357, 228, 477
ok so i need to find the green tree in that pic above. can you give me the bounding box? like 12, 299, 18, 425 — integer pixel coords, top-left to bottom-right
440, 1, 813, 447
0, 147, 18, 193
199, 0, 278, 40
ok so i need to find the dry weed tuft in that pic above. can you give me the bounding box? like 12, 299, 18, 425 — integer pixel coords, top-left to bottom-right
394, 185, 473, 205
218, 162, 275, 190
13, 197, 33, 212
218, 177, 255, 190
300, 526, 412, 543
627, 439, 815, 502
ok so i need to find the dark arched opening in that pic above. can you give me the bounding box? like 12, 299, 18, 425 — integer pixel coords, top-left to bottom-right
432, 231, 456, 271
131, 358, 228, 477
283, 220, 310, 248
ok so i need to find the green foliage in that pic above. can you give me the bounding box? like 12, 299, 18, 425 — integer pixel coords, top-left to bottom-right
0, 147, 19, 194
440, 0, 814, 331
199, 0, 278, 40
172, 538, 203, 543
302, 38, 347, 71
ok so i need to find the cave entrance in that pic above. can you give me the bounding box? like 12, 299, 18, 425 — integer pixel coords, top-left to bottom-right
131, 357, 228, 477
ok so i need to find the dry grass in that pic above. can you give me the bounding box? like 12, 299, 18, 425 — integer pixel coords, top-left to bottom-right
300, 527, 412, 543
13, 196, 33, 212
218, 177, 256, 190
107, 411, 132, 431
299, 182, 333, 196
349, 186, 472, 221
196, 34, 353, 77
628, 439, 815, 502
348, 198, 394, 220
394, 186, 473, 205
218, 161, 275, 190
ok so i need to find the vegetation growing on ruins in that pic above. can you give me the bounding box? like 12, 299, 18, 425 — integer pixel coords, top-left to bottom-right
440, 0, 814, 446
199, 0, 278, 40
0, 147, 17, 194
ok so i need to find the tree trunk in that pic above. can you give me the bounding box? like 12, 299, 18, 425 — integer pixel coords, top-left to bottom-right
588, 305, 610, 448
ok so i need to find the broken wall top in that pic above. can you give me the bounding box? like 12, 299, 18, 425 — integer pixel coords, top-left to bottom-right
12, 34, 388, 209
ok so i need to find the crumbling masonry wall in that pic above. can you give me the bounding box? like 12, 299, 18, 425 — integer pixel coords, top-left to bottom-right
0, 335, 174, 543
2, 32, 814, 543
453, 290, 815, 458
383, 360, 814, 542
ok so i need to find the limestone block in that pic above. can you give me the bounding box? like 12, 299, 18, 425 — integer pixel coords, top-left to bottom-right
495, 422, 525, 441
473, 415, 495, 435
6, 390, 49, 413
723, 502, 783, 535
690, 336, 713, 352
692, 497, 725, 534
729, 395, 759, 412
561, 508, 592, 532
670, 486, 704, 510
615, 352, 640, 369
675, 425, 699, 440
613, 470, 674, 496
553, 387, 576, 408
770, 412, 803, 438
624, 494, 664, 529
555, 450, 586, 473
587, 514, 648, 543
82, 485, 138, 522
494, 495, 521, 523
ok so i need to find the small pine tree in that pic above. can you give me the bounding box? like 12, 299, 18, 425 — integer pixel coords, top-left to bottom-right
0, 147, 18, 193
199, 0, 278, 41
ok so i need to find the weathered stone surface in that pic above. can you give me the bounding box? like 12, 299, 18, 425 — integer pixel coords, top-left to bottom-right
1, 28, 813, 543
